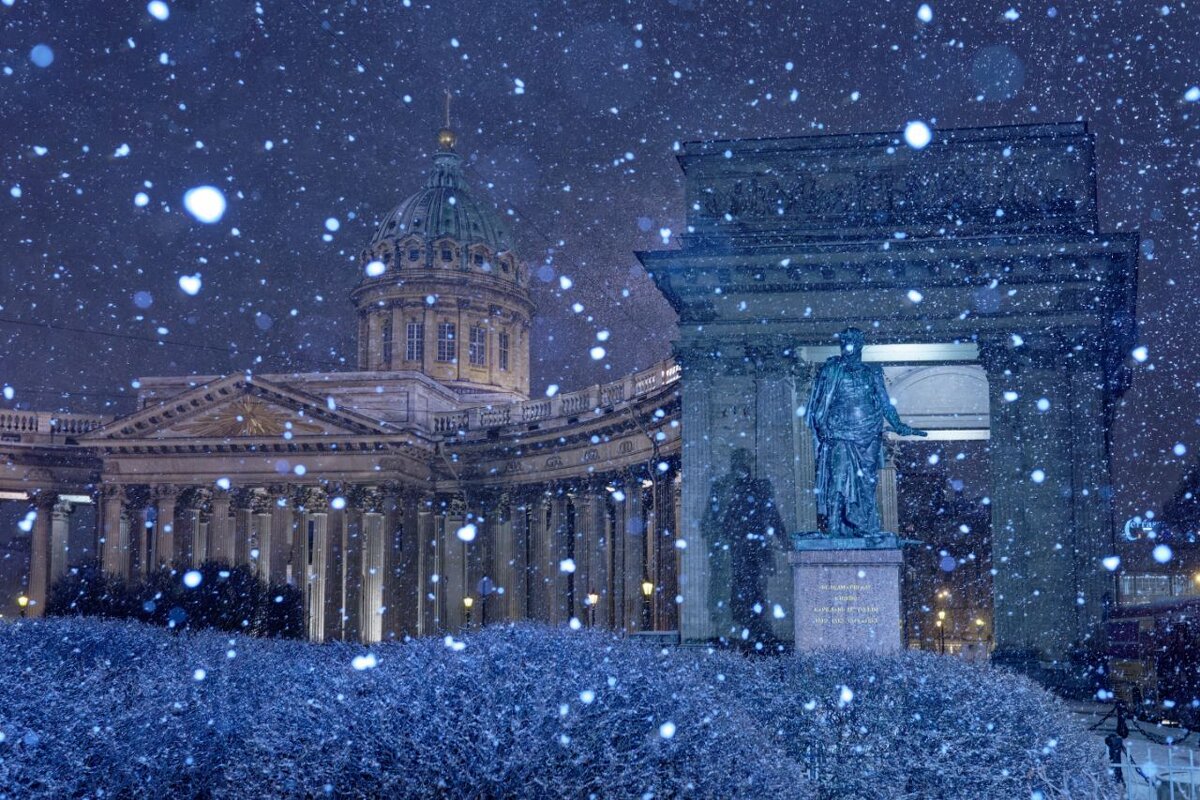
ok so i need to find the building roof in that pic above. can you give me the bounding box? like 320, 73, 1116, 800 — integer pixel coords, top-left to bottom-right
370, 146, 511, 252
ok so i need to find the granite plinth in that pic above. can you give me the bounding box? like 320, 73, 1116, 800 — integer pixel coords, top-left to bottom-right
789, 542, 904, 654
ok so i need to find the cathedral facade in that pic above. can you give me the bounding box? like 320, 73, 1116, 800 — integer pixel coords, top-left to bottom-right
1, 124, 683, 642
4, 121, 1140, 664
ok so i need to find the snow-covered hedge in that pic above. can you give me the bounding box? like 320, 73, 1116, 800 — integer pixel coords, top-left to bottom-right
0, 619, 1113, 799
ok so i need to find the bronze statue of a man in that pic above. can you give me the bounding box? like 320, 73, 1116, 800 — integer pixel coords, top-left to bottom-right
807, 328, 927, 538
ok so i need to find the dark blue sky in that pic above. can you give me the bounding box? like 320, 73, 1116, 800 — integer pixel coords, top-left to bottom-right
2, 0, 1198, 518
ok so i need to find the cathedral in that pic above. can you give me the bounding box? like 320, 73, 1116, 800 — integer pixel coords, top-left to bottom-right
4, 119, 1141, 664
1, 121, 684, 643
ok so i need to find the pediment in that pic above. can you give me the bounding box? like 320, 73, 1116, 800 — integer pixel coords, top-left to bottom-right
83, 375, 392, 441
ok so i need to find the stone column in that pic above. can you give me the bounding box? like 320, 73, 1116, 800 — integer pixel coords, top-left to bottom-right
675, 342, 720, 642
267, 487, 293, 585
49, 499, 73, 586
877, 444, 899, 534
1068, 364, 1119, 643
208, 489, 233, 564
173, 488, 200, 567
982, 335, 1080, 664
621, 477, 645, 632
527, 494, 550, 621
488, 495, 515, 624
377, 485, 404, 639
651, 466, 679, 631
750, 346, 803, 643
99, 485, 128, 578
305, 510, 330, 643
324, 497, 348, 641
507, 494, 530, 621
387, 487, 420, 638
362, 509, 385, 643
793, 362, 819, 533
231, 489, 255, 567
27, 492, 57, 616
420, 496, 444, 633
442, 496, 467, 631
151, 485, 177, 569
608, 485, 626, 629
548, 491, 570, 624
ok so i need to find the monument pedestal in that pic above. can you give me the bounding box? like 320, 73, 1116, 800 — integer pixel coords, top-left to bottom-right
789, 541, 904, 653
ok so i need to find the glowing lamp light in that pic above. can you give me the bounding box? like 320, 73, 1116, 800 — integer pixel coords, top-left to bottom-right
586, 592, 599, 607
17, 595, 29, 608
462, 597, 474, 609
641, 581, 654, 598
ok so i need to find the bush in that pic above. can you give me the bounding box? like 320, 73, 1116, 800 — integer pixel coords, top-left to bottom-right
0, 619, 1114, 799
45, 561, 303, 639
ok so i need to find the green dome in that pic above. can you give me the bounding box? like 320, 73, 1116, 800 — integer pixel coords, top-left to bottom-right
371, 151, 512, 252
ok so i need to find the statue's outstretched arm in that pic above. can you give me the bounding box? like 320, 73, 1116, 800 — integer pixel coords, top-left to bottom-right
876, 367, 928, 437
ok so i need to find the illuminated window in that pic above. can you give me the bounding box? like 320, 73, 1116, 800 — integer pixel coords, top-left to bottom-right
498, 332, 510, 371
405, 322, 424, 362
469, 326, 487, 367
381, 317, 393, 368
437, 322, 457, 363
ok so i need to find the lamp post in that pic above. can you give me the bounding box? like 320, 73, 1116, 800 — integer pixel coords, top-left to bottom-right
586, 591, 599, 628
936, 618, 945, 654
17, 594, 29, 619
463, 596, 473, 628
641, 580, 654, 631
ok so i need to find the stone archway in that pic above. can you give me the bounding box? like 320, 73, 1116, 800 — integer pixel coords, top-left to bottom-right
639, 121, 1138, 665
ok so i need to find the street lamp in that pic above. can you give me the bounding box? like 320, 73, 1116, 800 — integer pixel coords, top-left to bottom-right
936, 618, 945, 654
586, 591, 599, 628
463, 596, 473, 627
641, 580, 654, 630
17, 595, 29, 619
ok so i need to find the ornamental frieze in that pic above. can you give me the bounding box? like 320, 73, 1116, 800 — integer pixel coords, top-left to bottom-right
689, 149, 1085, 233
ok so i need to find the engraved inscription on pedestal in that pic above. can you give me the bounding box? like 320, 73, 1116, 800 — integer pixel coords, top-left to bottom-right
790, 547, 903, 654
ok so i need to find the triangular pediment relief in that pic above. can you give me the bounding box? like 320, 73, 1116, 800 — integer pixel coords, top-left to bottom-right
83, 375, 392, 441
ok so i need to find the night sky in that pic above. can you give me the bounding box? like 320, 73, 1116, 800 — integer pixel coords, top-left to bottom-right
2, 0, 1198, 520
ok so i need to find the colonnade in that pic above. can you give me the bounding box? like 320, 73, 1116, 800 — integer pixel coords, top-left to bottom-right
19, 461, 684, 643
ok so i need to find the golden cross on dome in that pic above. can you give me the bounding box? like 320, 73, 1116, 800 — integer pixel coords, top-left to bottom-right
437, 88, 457, 151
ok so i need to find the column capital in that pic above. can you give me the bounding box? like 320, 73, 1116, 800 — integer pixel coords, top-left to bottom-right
150, 484, 178, 503
671, 339, 722, 376
96, 483, 124, 501
32, 490, 60, 510
230, 487, 256, 510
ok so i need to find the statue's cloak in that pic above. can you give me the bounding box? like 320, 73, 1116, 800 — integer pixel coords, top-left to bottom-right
807, 356, 889, 527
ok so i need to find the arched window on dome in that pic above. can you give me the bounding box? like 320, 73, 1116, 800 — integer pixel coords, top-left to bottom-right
399, 236, 424, 267
373, 241, 396, 270
469, 244, 492, 271
433, 238, 459, 267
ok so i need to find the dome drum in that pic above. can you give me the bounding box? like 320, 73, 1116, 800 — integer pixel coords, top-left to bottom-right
352, 131, 532, 399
